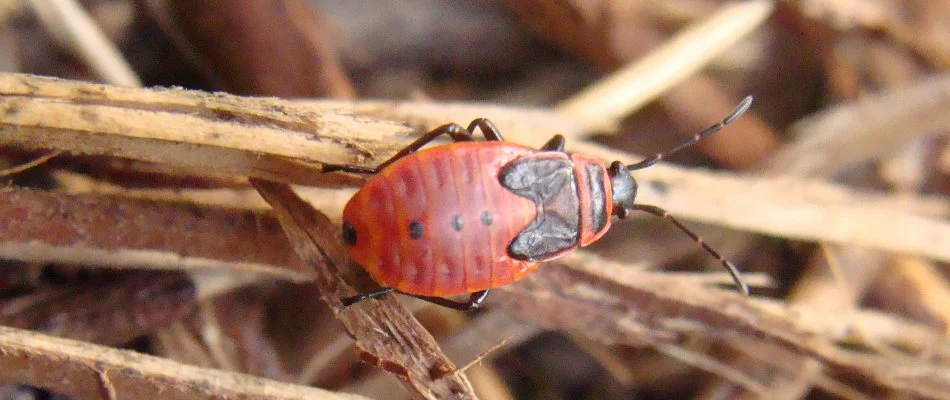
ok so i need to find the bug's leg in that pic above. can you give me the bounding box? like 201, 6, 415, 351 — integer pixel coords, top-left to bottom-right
341, 287, 395, 307
321, 164, 378, 174
539, 134, 565, 152
466, 118, 505, 141
626, 204, 750, 296
322, 123, 474, 174
403, 290, 490, 311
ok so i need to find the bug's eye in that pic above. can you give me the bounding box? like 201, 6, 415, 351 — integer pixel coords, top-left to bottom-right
616, 207, 630, 219
342, 221, 357, 246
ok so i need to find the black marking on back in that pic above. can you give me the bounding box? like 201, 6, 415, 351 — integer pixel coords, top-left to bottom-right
585, 163, 608, 234
540, 135, 565, 152
342, 221, 357, 246
409, 221, 424, 239
499, 155, 579, 261
481, 211, 493, 226
451, 215, 463, 231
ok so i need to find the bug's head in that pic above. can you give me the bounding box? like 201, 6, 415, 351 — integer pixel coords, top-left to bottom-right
608, 161, 637, 218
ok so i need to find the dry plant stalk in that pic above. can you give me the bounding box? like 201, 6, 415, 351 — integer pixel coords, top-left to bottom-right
700, 70, 950, 397
251, 180, 477, 399
0, 149, 62, 177
492, 252, 950, 398
782, 0, 950, 67
0, 272, 197, 347
555, 0, 774, 129
893, 256, 950, 336
760, 72, 950, 176
697, 246, 890, 399
0, 188, 311, 281
565, 141, 950, 263
25, 0, 141, 86
1, 73, 947, 262
0, 325, 366, 399
0, 73, 407, 185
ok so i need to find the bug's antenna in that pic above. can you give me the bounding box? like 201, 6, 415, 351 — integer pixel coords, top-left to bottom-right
628, 204, 750, 296
627, 96, 753, 171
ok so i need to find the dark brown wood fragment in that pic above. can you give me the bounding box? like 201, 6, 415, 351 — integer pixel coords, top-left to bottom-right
0, 188, 311, 280
0, 271, 196, 347
164, 0, 355, 98
251, 179, 478, 399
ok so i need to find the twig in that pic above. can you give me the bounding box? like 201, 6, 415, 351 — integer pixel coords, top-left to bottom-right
569, 140, 950, 263
450, 335, 516, 379
4, 74, 947, 263
554, 0, 774, 130
653, 342, 767, 396
344, 309, 541, 397
0, 73, 406, 185
0, 150, 62, 177
25, 0, 141, 86
758, 73, 950, 176
295, 334, 353, 385
251, 179, 478, 399
0, 272, 199, 347
492, 252, 950, 398
0, 188, 312, 281
0, 325, 366, 399
891, 256, 950, 338
93, 364, 118, 400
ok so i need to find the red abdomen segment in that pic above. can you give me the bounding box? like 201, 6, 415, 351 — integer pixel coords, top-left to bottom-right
342, 142, 540, 296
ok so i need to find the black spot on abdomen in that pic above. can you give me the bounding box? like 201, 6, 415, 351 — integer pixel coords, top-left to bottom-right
451, 215, 463, 231
409, 221, 424, 239
481, 211, 493, 226
342, 221, 357, 246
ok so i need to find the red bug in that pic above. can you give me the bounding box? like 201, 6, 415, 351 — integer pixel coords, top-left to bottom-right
327, 96, 753, 310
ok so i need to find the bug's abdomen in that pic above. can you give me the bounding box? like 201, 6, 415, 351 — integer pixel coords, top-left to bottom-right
343, 142, 539, 296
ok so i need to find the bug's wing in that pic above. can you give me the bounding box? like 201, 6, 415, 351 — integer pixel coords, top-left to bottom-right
500, 155, 580, 261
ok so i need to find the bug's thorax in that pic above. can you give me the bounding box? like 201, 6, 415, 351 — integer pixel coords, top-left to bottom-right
496, 151, 614, 263
569, 154, 613, 246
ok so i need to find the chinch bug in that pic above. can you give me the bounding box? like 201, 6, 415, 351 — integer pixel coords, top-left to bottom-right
327, 96, 754, 310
